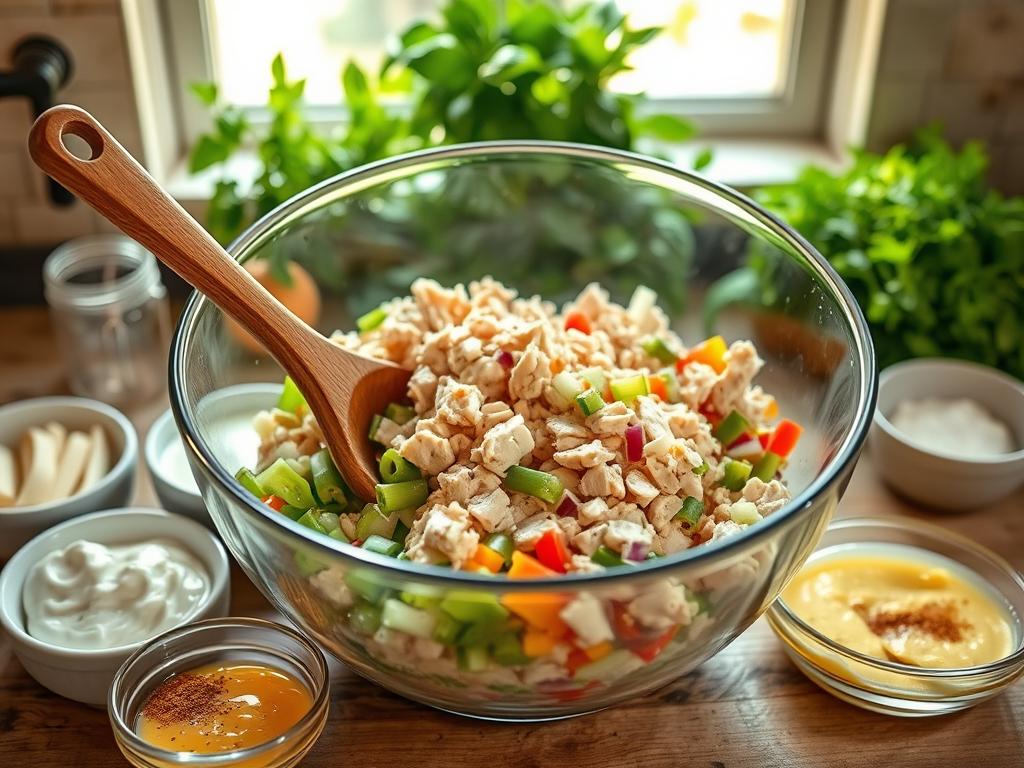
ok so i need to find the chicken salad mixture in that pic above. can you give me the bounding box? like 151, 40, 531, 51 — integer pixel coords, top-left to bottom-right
234, 277, 803, 688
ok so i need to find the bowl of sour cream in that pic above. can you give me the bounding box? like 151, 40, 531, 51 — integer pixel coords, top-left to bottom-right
870, 358, 1024, 510
0, 507, 230, 706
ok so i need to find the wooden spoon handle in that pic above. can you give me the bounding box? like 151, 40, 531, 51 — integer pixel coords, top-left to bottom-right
28, 105, 324, 363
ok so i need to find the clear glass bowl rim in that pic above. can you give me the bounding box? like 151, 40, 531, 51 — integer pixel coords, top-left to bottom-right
108, 617, 330, 766
767, 516, 1024, 678
169, 139, 878, 588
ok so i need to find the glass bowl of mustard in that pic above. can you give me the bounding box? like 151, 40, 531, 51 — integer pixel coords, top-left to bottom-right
109, 617, 329, 767
766, 517, 1024, 716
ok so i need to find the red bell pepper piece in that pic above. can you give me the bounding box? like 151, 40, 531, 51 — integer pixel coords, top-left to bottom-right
757, 431, 771, 450
262, 495, 286, 512
631, 625, 679, 662
566, 647, 591, 675
564, 311, 592, 335
534, 529, 570, 574
767, 418, 803, 458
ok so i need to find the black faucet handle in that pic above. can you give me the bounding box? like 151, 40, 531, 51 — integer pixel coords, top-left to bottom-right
1, 36, 74, 206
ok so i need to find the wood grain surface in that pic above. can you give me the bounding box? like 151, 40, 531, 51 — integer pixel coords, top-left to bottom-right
1, 305, 1021, 768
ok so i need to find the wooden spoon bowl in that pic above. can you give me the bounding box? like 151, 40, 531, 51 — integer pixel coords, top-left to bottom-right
29, 105, 410, 501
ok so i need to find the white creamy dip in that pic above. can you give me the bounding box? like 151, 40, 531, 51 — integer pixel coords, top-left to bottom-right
23, 539, 209, 650
891, 397, 1015, 457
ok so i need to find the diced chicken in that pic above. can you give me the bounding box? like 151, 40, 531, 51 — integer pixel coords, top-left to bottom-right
710, 341, 763, 415
374, 416, 405, 448
627, 581, 692, 630
579, 463, 625, 499
742, 477, 791, 517
308, 566, 354, 610
585, 400, 632, 436
412, 638, 445, 660
467, 488, 515, 533
607, 502, 648, 527
435, 464, 502, 506
411, 278, 470, 331
569, 554, 605, 573
572, 522, 609, 556
646, 495, 685, 532
603, 520, 653, 554
644, 442, 703, 497
435, 376, 485, 427
577, 498, 612, 526
677, 361, 718, 410
710, 519, 744, 542
399, 429, 456, 475
512, 513, 559, 551
406, 502, 479, 567
508, 343, 551, 401
555, 515, 582, 542
480, 400, 515, 430
546, 416, 590, 452
549, 466, 581, 496
509, 492, 548, 524
560, 593, 614, 647
553, 440, 616, 470
652, 526, 692, 556
637, 396, 675, 458
625, 469, 659, 507
460, 356, 508, 401
447, 332, 485, 375
475, 414, 535, 476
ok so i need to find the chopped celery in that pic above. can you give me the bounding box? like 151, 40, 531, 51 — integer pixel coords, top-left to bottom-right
492, 633, 530, 667
355, 503, 398, 540
234, 467, 265, 498
368, 413, 384, 444
641, 336, 678, 364
328, 527, 350, 543
552, 371, 583, 403
357, 306, 388, 333
277, 375, 307, 414
348, 602, 382, 635
609, 374, 649, 404
502, 466, 563, 504
482, 532, 514, 566
440, 591, 509, 624
381, 598, 437, 639
722, 459, 753, 491
457, 645, 490, 672
729, 500, 761, 525
310, 449, 349, 507
591, 545, 625, 568
345, 569, 389, 604
432, 612, 465, 645
575, 387, 606, 417
363, 535, 403, 557
317, 510, 340, 532
392, 520, 410, 546
379, 449, 422, 483
256, 458, 315, 509
296, 510, 327, 535
376, 479, 429, 514
397, 507, 418, 528
293, 550, 326, 577
458, 618, 517, 647
752, 451, 783, 482
384, 402, 416, 425
279, 504, 308, 521
674, 496, 704, 526
580, 367, 607, 394
692, 460, 709, 476
575, 648, 644, 682
399, 584, 443, 608
714, 410, 751, 446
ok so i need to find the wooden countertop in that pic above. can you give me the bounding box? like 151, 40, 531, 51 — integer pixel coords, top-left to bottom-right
1, 305, 1021, 767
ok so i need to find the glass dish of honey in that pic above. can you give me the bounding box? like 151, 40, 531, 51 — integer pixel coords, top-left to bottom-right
109, 618, 329, 767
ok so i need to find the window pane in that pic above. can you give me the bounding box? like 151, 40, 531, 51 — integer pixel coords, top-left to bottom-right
206, 0, 443, 106
206, 0, 796, 107
607, 0, 797, 100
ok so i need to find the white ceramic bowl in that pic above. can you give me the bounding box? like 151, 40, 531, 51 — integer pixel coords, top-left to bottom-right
0, 397, 138, 559
0, 507, 230, 706
143, 384, 280, 526
870, 358, 1024, 510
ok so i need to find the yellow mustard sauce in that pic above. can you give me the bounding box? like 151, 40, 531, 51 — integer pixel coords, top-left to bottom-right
783, 553, 1014, 668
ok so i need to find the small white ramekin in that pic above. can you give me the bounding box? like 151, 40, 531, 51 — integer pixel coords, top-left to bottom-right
0, 396, 138, 559
0, 507, 230, 706
870, 358, 1024, 510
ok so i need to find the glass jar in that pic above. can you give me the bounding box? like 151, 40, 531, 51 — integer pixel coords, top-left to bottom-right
43, 234, 170, 405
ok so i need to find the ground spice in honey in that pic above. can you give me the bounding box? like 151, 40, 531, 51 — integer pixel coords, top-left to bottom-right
864, 600, 971, 643
142, 672, 236, 725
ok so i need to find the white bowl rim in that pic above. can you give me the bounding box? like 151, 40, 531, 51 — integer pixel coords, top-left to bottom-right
874, 357, 1024, 466
0, 506, 229, 659
144, 407, 202, 497
0, 396, 138, 515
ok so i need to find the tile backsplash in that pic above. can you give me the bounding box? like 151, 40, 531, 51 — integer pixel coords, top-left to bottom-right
0, 0, 1021, 251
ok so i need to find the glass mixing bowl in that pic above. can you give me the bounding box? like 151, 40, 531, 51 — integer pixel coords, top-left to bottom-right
170, 142, 876, 720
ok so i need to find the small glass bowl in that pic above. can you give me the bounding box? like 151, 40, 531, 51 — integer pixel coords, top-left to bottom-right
766, 517, 1024, 717
109, 618, 329, 767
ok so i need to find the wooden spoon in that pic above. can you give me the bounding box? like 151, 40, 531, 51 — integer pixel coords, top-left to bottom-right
29, 105, 410, 501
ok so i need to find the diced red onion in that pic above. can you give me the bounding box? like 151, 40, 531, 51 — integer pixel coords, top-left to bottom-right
555, 492, 579, 518
727, 438, 763, 460
624, 540, 650, 561
625, 424, 645, 462
495, 350, 515, 369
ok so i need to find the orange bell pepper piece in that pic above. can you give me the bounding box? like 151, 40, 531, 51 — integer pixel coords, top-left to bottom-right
471, 543, 505, 574
647, 375, 668, 401
507, 551, 557, 579
564, 310, 592, 335
767, 418, 803, 458
522, 627, 561, 657
582, 640, 614, 662
502, 592, 569, 637
676, 335, 728, 374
